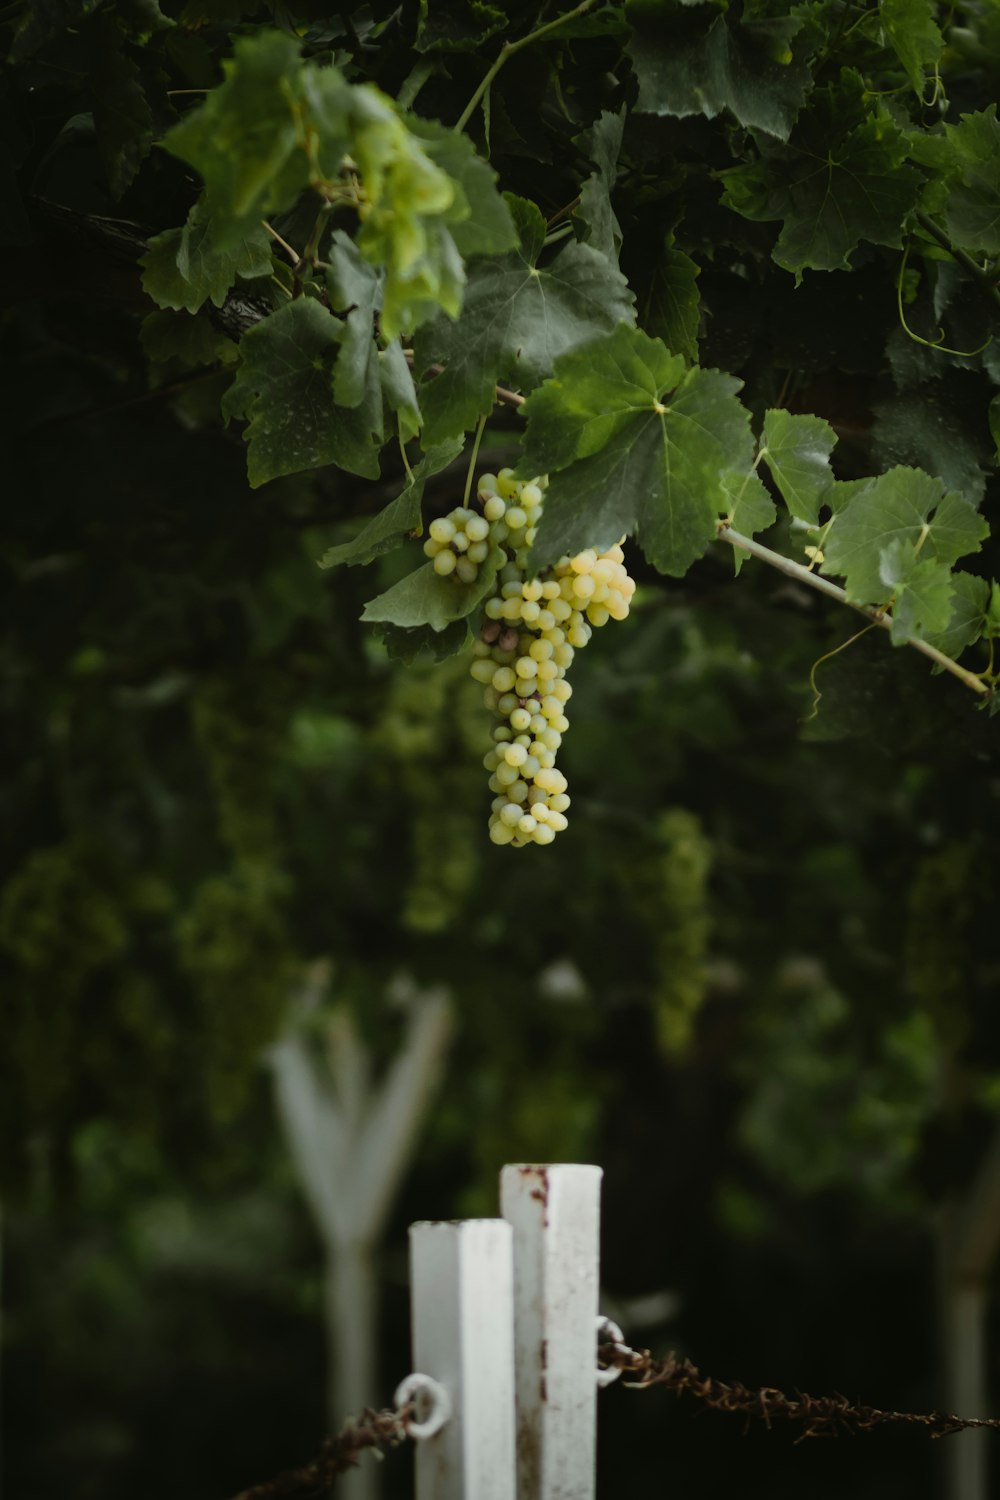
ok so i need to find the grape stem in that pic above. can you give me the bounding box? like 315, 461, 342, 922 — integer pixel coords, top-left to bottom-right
717, 523, 990, 697
453, 0, 596, 134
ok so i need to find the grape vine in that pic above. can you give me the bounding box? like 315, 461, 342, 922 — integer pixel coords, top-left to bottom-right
10, 0, 998, 852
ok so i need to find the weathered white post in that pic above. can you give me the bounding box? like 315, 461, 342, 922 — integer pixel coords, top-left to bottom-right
500, 1164, 603, 1500
409, 1219, 517, 1500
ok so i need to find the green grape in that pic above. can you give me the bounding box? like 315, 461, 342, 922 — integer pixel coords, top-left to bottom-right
458, 466, 636, 848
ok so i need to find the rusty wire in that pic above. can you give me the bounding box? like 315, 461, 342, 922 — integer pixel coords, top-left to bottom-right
225, 1343, 1000, 1498
598, 1344, 1000, 1441
227, 1407, 412, 1500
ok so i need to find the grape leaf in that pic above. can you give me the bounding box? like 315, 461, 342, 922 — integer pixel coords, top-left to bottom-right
575, 109, 625, 264
349, 87, 464, 339
986, 582, 1000, 639
518, 323, 753, 575
370, 619, 472, 663
625, 1, 816, 140
641, 244, 701, 364
10, 0, 102, 59
879, 0, 944, 94
164, 32, 316, 249
872, 386, 989, 503
415, 0, 506, 52
361, 545, 505, 630
87, 16, 152, 199
879, 539, 955, 643
318, 440, 463, 570
912, 111, 1000, 257
822, 467, 988, 604
720, 468, 777, 574
324, 232, 423, 439
923, 572, 989, 658
326, 231, 382, 409
140, 310, 235, 367
721, 71, 923, 277
413, 196, 635, 445
222, 299, 381, 485
141, 204, 272, 313
760, 408, 837, 524
379, 342, 422, 445
403, 117, 518, 260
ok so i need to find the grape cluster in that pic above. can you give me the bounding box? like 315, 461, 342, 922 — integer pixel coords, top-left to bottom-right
437, 467, 635, 848
422, 506, 493, 584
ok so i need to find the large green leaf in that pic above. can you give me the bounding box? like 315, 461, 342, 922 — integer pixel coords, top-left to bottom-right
361, 545, 505, 630
760, 408, 837, 524
626, 0, 816, 140
403, 116, 518, 260
318, 440, 463, 570
222, 299, 382, 485
517, 323, 753, 576
164, 32, 316, 249
413, 196, 635, 445
822, 467, 988, 605
721, 71, 923, 277
141, 204, 272, 313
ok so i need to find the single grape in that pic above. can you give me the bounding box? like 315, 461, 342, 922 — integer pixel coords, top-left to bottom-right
430, 517, 456, 544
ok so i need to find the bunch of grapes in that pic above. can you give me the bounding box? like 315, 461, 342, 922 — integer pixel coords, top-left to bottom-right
422, 506, 493, 584
433, 467, 635, 848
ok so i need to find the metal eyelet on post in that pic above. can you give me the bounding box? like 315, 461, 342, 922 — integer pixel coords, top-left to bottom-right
596, 1315, 627, 1388
394, 1373, 453, 1440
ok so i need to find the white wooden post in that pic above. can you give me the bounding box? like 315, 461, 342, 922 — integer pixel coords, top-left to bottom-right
500, 1164, 603, 1500
409, 1219, 517, 1500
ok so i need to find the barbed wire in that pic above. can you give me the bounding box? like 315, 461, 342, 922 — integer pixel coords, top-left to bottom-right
598, 1343, 1000, 1441
227, 1407, 412, 1500
226, 1339, 1000, 1499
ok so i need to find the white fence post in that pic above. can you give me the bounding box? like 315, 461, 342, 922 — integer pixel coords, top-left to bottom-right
500, 1164, 603, 1500
409, 1219, 517, 1500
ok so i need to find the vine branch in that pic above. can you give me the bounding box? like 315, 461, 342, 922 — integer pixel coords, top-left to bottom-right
454, 0, 595, 133
718, 524, 989, 697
